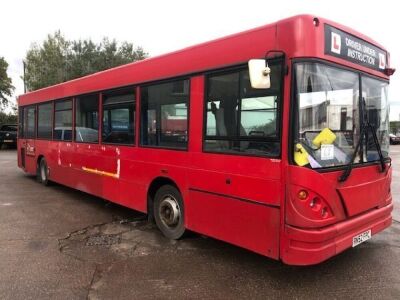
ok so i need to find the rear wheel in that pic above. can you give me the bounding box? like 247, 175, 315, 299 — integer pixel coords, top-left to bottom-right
154, 185, 186, 240
38, 158, 50, 186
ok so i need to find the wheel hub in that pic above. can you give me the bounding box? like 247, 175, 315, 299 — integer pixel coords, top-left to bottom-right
159, 196, 181, 228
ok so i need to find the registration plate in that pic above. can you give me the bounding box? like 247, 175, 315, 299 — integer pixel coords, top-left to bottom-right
352, 229, 371, 247
4, 140, 13, 143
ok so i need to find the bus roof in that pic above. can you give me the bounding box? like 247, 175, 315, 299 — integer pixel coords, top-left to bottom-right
19, 15, 391, 106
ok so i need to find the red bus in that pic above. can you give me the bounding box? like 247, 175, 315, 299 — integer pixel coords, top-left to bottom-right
17, 15, 394, 265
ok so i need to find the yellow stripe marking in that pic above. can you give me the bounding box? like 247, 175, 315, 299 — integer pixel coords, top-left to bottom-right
82, 167, 119, 178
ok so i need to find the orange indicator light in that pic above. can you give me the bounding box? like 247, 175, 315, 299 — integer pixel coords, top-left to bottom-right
297, 190, 308, 200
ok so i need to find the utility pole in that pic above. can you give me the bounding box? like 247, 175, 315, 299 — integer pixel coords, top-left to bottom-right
23, 60, 26, 93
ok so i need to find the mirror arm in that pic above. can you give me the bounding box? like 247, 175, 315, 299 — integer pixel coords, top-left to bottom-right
265, 50, 286, 60
265, 50, 287, 74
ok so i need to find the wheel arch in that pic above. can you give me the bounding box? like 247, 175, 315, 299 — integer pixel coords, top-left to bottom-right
36, 154, 44, 166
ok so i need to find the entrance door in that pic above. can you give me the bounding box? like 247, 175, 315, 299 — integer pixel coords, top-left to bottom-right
186, 65, 284, 258
20, 147, 26, 168
22, 106, 37, 173
18, 107, 25, 169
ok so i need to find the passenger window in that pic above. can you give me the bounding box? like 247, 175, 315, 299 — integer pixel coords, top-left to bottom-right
75, 94, 99, 143
37, 102, 53, 139
24, 106, 36, 139
204, 64, 282, 156
54, 99, 72, 141
140, 79, 189, 149
102, 88, 135, 144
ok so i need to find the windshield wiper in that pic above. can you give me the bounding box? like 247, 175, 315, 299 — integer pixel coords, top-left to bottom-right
338, 98, 386, 182
366, 121, 386, 174
338, 125, 365, 182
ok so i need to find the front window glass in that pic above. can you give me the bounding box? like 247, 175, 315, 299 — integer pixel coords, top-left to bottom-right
294, 62, 389, 169
363, 77, 389, 161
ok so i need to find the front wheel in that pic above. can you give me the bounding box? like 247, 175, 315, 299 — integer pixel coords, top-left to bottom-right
38, 158, 50, 186
153, 185, 186, 240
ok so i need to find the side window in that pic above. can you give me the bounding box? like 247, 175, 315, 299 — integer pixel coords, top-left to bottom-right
102, 88, 135, 144
37, 102, 53, 139
24, 106, 36, 139
54, 99, 72, 141
140, 79, 189, 149
75, 94, 99, 143
204, 64, 282, 156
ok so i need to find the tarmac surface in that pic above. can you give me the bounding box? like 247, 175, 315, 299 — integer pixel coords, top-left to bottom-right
0, 147, 399, 299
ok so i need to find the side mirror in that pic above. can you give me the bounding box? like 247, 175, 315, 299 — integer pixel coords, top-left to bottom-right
248, 59, 271, 89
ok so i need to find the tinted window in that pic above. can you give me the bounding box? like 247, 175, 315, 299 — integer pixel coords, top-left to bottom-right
54, 99, 72, 141
24, 106, 36, 138
75, 94, 99, 143
140, 79, 189, 149
102, 89, 135, 144
204, 64, 282, 156
18, 108, 24, 138
37, 103, 53, 139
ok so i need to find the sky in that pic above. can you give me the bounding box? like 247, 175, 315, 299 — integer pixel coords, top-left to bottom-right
1, 0, 399, 119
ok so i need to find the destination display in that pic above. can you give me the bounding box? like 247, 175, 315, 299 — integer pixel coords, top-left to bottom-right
324, 25, 387, 72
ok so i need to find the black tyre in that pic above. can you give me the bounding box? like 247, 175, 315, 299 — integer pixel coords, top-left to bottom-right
153, 185, 186, 240
38, 158, 50, 186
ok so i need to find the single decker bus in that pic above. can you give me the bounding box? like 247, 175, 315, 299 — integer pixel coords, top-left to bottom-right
17, 15, 395, 265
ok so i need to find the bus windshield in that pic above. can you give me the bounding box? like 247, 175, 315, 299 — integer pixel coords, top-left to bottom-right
294, 62, 389, 169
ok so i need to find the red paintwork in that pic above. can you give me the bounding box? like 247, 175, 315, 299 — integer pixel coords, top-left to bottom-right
17, 15, 393, 265
283, 203, 393, 265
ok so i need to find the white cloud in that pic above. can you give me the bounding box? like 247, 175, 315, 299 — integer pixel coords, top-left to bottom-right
1, 0, 398, 117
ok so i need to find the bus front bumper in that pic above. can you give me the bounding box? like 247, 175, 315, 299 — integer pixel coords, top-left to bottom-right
281, 202, 393, 266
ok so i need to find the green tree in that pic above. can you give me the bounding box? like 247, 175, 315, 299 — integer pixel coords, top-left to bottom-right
0, 110, 17, 125
24, 31, 148, 91
0, 57, 15, 108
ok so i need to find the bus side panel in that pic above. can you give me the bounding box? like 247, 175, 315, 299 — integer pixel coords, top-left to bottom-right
48, 142, 75, 187
71, 143, 104, 198
116, 148, 190, 213
99, 145, 125, 206
113, 148, 147, 212
186, 190, 280, 258
118, 177, 147, 212
23, 138, 37, 175
185, 156, 281, 258
33, 140, 74, 189
35, 139, 53, 170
